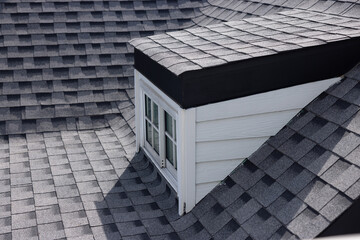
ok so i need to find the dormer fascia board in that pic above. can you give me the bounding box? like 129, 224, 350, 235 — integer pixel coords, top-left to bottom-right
134, 36, 360, 109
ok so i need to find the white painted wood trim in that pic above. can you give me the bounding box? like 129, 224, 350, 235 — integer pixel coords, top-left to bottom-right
135, 70, 180, 190
182, 108, 196, 213
136, 71, 181, 114
196, 109, 301, 142
134, 70, 141, 152
196, 77, 340, 122
196, 159, 243, 184
177, 109, 186, 215
196, 137, 269, 162
135, 70, 196, 215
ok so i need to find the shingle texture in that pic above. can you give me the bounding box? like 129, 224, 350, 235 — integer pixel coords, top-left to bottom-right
1, 0, 360, 134
2, 1, 360, 240
0, 0, 206, 134
193, 0, 360, 25
0, 65, 360, 239
131, 9, 360, 75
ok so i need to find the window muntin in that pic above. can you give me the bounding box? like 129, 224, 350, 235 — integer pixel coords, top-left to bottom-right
144, 95, 160, 154
144, 94, 177, 177
165, 111, 177, 170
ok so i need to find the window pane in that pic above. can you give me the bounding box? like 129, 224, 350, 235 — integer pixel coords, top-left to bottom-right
152, 102, 158, 128
174, 145, 177, 170
166, 136, 174, 165
165, 112, 173, 137
145, 95, 151, 120
153, 129, 159, 154
174, 120, 176, 141
146, 120, 152, 146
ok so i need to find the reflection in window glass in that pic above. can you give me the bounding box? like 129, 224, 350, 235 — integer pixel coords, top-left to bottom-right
166, 135, 173, 164
165, 112, 173, 137
146, 121, 152, 145
145, 95, 151, 120
174, 120, 176, 141
174, 145, 177, 169
153, 102, 158, 128
153, 129, 159, 153
165, 110, 177, 170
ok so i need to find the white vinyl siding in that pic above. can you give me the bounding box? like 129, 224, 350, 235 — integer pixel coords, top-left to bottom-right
193, 77, 340, 203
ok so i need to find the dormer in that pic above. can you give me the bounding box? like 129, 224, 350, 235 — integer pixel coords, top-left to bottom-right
130, 10, 360, 215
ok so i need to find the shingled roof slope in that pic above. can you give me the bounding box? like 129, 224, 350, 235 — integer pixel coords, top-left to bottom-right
0, 0, 205, 135
2, 65, 359, 240
193, 0, 360, 25
130, 9, 360, 76
1, 0, 360, 239
1, 0, 360, 135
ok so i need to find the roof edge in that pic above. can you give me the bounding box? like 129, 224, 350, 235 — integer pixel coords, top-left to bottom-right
134, 37, 360, 108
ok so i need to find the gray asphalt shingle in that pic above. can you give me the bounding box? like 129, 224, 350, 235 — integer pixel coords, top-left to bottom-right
1, 1, 360, 240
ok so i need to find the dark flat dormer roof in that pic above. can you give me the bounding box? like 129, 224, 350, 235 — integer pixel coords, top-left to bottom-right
131, 10, 360, 108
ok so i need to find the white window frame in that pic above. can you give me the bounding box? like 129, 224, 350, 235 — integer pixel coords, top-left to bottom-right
164, 111, 177, 177
135, 70, 196, 215
143, 93, 178, 181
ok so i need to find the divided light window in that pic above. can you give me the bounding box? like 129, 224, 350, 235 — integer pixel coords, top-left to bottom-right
145, 95, 159, 153
165, 112, 177, 170
144, 94, 177, 177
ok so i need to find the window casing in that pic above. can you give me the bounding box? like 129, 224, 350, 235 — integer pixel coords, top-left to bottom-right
136, 70, 198, 215
143, 94, 177, 180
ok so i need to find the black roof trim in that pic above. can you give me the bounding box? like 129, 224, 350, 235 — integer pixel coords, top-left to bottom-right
134, 37, 360, 109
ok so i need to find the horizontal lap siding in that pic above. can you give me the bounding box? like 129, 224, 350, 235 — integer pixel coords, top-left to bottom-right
194, 77, 340, 203
196, 109, 300, 142
196, 181, 219, 203
196, 159, 243, 184
196, 137, 269, 162
196, 78, 341, 122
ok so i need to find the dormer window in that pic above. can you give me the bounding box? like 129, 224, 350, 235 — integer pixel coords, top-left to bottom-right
165, 111, 177, 170
143, 94, 177, 180
144, 95, 160, 154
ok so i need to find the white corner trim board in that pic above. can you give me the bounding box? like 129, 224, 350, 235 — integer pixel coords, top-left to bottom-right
135, 70, 196, 215
135, 68, 341, 214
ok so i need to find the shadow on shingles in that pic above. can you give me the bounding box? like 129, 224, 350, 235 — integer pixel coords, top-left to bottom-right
94, 150, 182, 240
94, 111, 360, 239
92, 67, 360, 239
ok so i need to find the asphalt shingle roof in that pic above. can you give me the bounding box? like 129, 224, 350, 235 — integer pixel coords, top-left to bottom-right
193, 0, 360, 25
1, 0, 360, 135
130, 9, 360, 75
0, 0, 205, 135
0, 65, 360, 239
2, 0, 360, 239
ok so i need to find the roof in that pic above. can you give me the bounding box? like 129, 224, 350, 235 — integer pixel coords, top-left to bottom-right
1, 0, 360, 134
1, 0, 360, 239
2, 65, 360, 240
130, 9, 360, 108
131, 10, 360, 76
0, 0, 205, 135
193, 0, 360, 25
